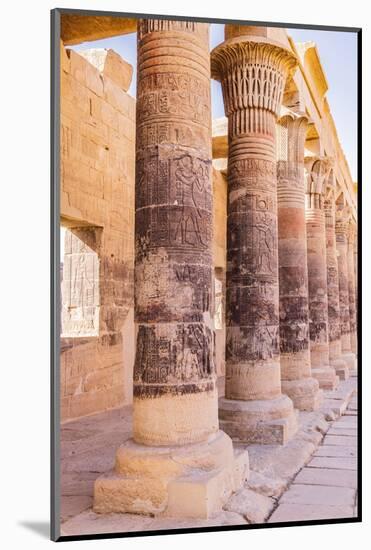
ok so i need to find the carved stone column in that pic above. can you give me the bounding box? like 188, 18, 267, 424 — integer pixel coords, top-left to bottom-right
354, 226, 358, 324
347, 220, 357, 355
276, 112, 322, 410
211, 26, 298, 444
336, 207, 356, 371
324, 181, 349, 380
94, 19, 248, 518
305, 157, 339, 390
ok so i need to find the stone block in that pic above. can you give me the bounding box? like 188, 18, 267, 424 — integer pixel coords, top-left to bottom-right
224, 487, 275, 524
246, 471, 287, 498
219, 395, 298, 445
94, 431, 249, 518
80, 48, 133, 92
280, 483, 355, 506
314, 445, 356, 458
323, 434, 357, 446
294, 467, 357, 488
269, 503, 354, 523
308, 456, 357, 470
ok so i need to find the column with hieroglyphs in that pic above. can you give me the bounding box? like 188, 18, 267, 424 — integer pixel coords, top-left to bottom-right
336, 207, 356, 371
305, 157, 339, 390
276, 112, 323, 410
211, 26, 298, 444
347, 219, 357, 356
324, 178, 349, 380
93, 19, 248, 519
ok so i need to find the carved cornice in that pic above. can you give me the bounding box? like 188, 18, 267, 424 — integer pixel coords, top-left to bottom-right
211, 37, 297, 118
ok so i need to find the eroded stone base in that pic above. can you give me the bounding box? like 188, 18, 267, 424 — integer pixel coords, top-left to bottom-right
281, 377, 323, 411
219, 395, 298, 445
312, 367, 339, 390
93, 430, 249, 518
342, 352, 356, 372
331, 358, 350, 381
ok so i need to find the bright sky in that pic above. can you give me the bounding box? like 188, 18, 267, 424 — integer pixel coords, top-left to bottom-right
70, 23, 358, 181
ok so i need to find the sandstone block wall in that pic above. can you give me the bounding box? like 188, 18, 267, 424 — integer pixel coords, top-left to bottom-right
60, 42, 135, 422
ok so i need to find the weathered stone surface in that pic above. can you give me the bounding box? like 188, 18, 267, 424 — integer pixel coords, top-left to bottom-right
347, 220, 357, 354
92, 19, 247, 518
314, 444, 356, 457
246, 471, 287, 498
132, 19, 217, 446
324, 181, 350, 380
269, 503, 354, 523
336, 207, 356, 371
294, 467, 357, 488
224, 487, 275, 524
305, 157, 339, 391
276, 112, 321, 411
79, 48, 133, 91
61, 15, 137, 45
60, 43, 136, 421
280, 483, 355, 506
211, 26, 298, 444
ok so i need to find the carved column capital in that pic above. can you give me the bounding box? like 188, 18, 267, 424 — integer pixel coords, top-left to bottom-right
305, 156, 333, 210
211, 35, 297, 139
277, 111, 308, 189
335, 205, 352, 239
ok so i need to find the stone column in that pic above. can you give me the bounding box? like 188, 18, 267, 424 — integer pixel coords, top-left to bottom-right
347, 220, 357, 355
336, 207, 356, 371
354, 226, 358, 323
211, 26, 298, 445
305, 157, 339, 390
324, 183, 349, 380
94, 19, 248, 518
276, 112, 322, 410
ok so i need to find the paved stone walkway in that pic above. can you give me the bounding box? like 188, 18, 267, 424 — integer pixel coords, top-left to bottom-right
60, 376, 358, 536
268, 389, 358, 523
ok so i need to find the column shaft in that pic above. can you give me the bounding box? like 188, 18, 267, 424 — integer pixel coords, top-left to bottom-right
347, 221, 357, 355
211, 29, 298, 444
94, 19, 248, 517
305, 158, 339, 390
324, 192, 349, 380
276, 114, 322, 409
336, 209, 356, 370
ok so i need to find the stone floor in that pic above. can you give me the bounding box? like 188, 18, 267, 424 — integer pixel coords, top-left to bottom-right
60, 375, 358, 537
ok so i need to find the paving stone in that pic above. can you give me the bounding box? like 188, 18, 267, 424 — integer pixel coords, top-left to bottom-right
308, 456, 357, 470
268, 503, 354, 523
280, 484, 355, 506
246, 471, 287, 498
322, 435, 357, 446
224, 487, 275, 524
60, 496, 93, 523
294, 467, 357, 488
314, 445, 356, 458
327, 427, 357, 436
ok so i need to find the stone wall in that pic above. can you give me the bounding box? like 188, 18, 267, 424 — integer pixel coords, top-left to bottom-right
60, 42, 135, 422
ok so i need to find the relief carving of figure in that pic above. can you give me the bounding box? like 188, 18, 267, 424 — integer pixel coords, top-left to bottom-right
174, 155, 208, 247
254, 220, 274, 274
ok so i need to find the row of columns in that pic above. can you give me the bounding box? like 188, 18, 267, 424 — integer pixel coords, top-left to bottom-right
93, 21, 357, 518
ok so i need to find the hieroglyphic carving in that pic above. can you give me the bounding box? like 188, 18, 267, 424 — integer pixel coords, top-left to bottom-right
133, 19, 216, 423
335, 206, 352, 350
61, 228, 101, 337
211, 31, 296, 404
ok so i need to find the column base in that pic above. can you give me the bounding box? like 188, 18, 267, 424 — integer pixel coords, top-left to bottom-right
93, 430, 249, 519
330, 358, 350, 380
342, 352, 357, 372
219, 394, 298, 445
312, 366, 339, 390
281, 377, 323, 411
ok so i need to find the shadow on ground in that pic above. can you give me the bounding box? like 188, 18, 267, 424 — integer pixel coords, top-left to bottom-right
18, 521, 49, 539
